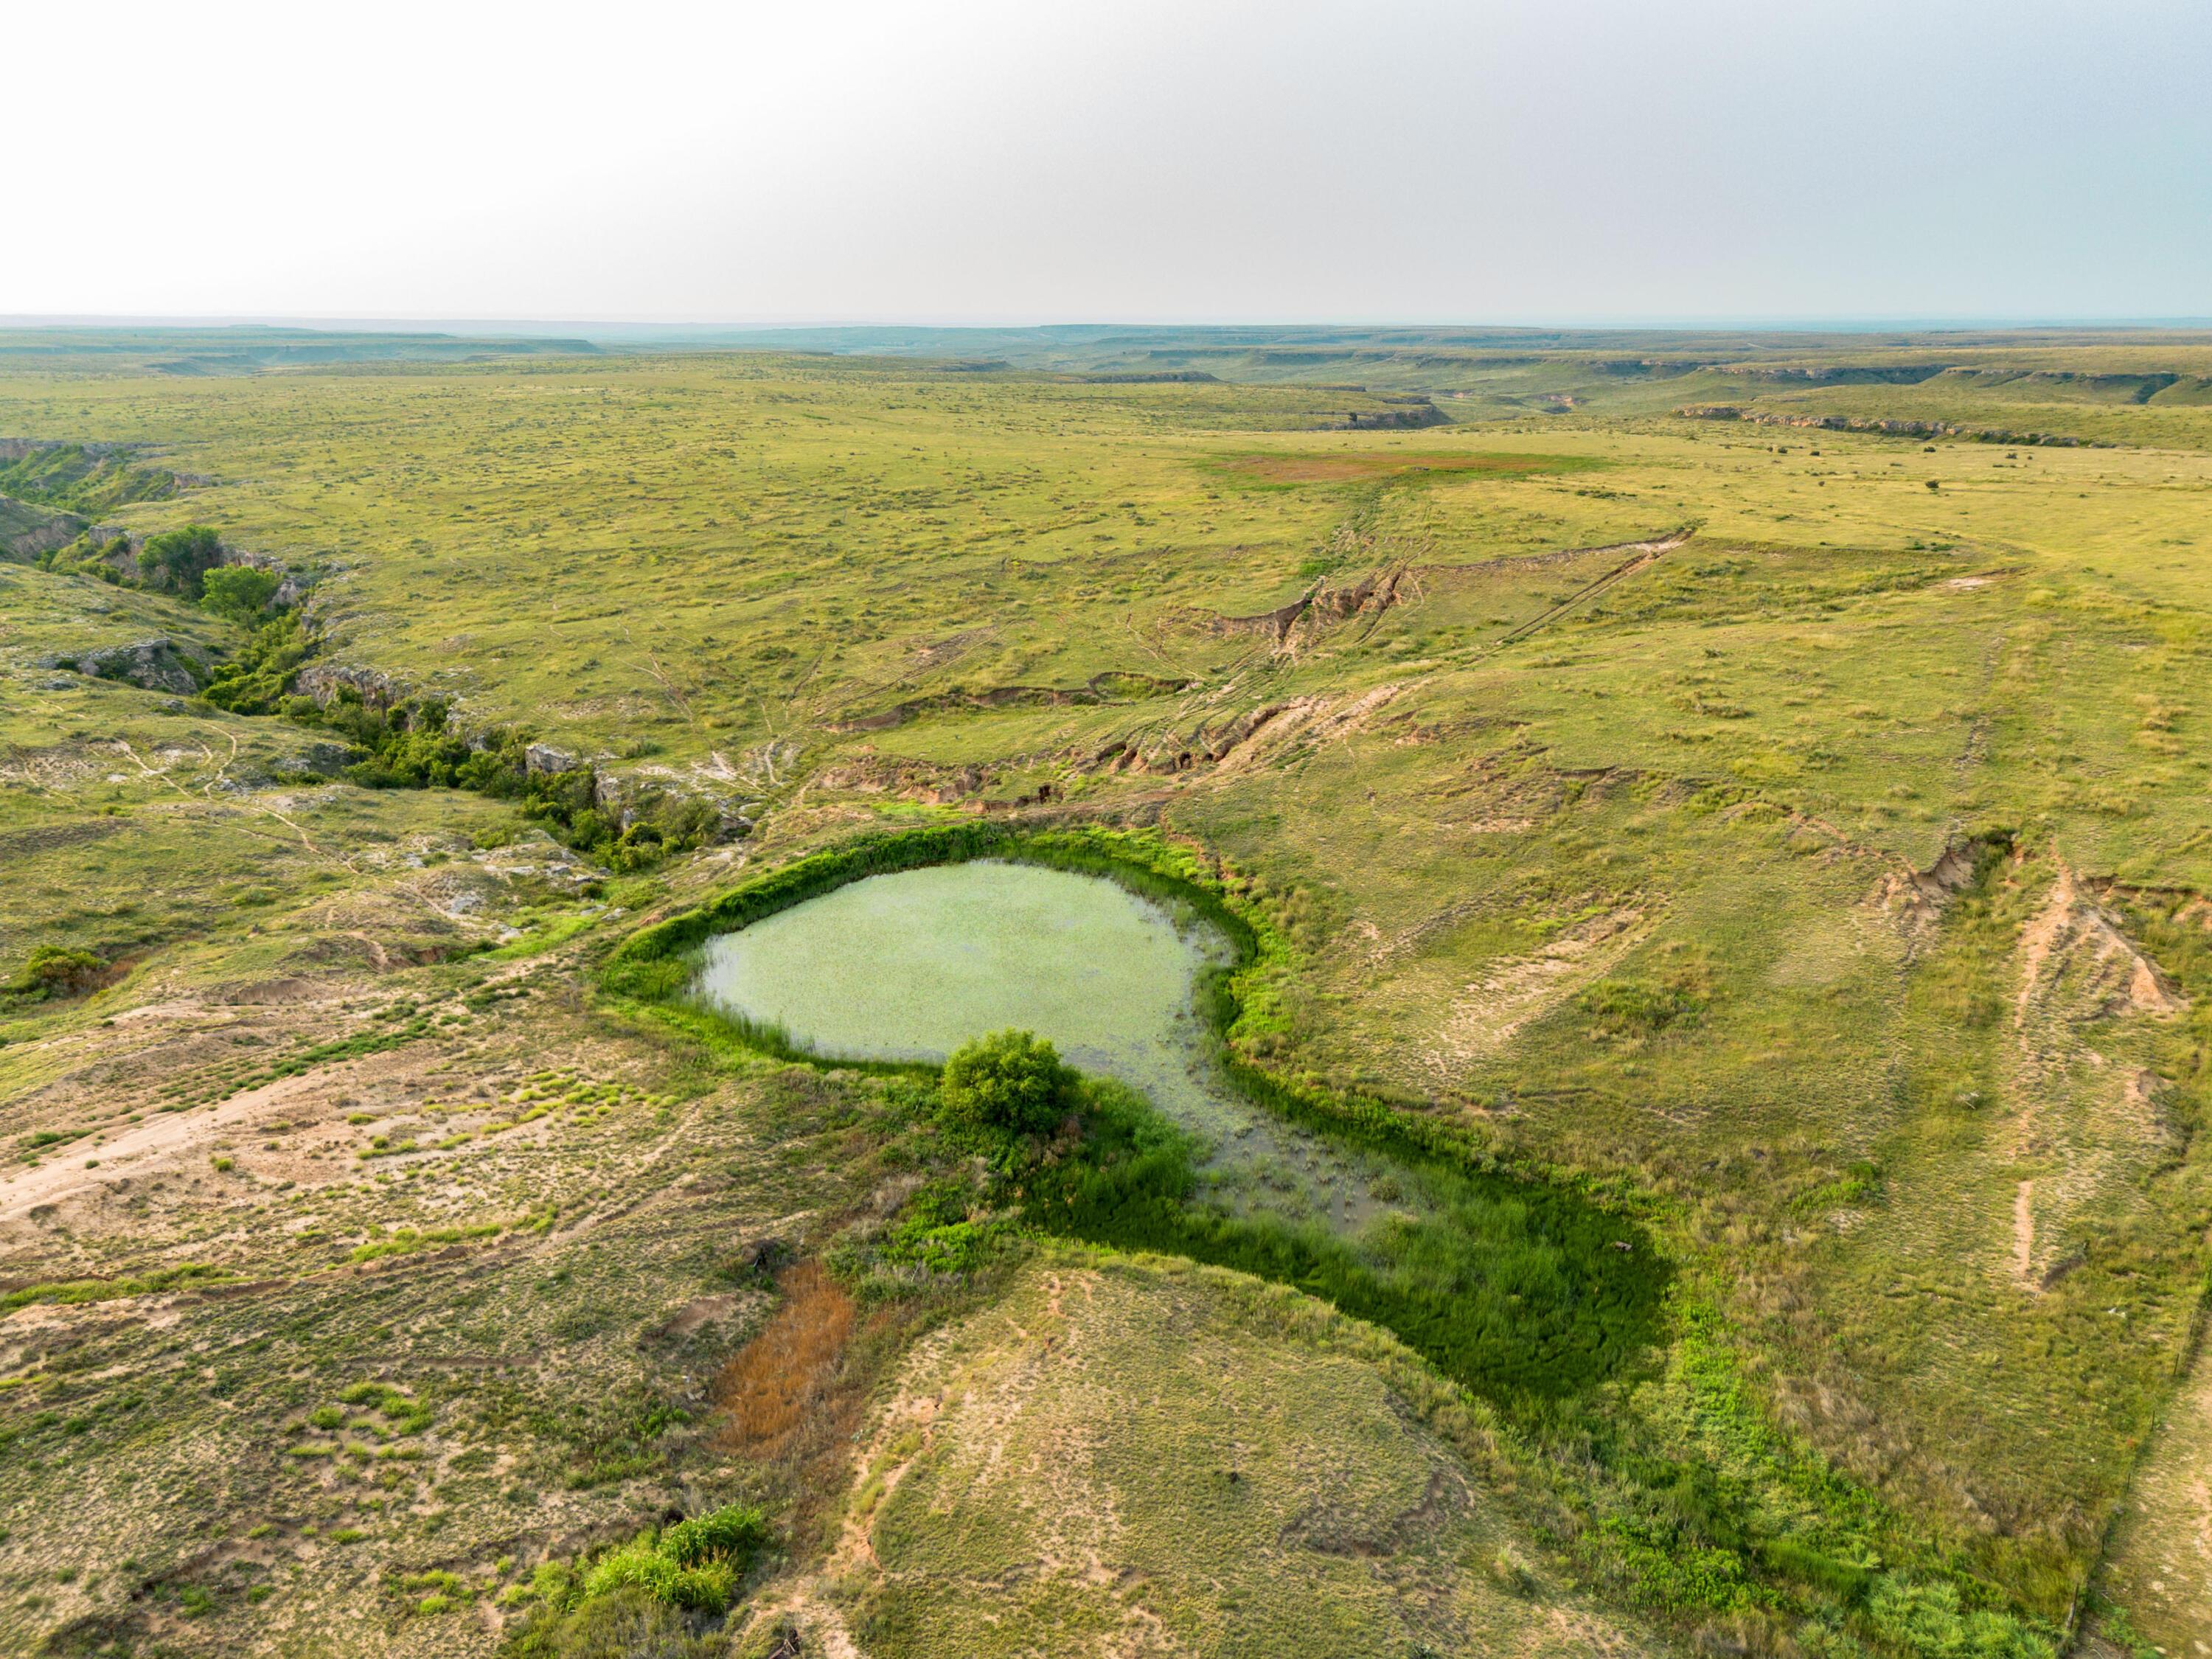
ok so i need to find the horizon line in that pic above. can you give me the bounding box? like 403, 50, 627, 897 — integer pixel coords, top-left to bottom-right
7, 313, 2212, 336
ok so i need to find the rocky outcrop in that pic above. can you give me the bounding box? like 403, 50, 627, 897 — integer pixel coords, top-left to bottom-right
38, 636, 210, 695
1676, 406, 2112, 448
291, 660, 751, 848
1711, 364, 1949, 386
0, 495, 85, 563
293, 661, 403, 712
1075, 371, 1218, 383
278, 741, 358, 778
1178, 566, 1411, 650
1326, 397, 1446, 431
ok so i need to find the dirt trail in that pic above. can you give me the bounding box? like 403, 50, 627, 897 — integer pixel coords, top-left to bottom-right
1487, 532, 1691, 648
1426, 905, 1646, 1074
2003, 855, 2185, 1288
1209, 683, 1402, 774
0, 1069, 337, 1223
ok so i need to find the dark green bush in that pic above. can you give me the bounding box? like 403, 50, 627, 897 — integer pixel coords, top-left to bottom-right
136, 524, 226, 597
36, 531, 133, 582
200, 563, 282, 625
4, 945, 108, 1001
939, 1029, 1079, 1138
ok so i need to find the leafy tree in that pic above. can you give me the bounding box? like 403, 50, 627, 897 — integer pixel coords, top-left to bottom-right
940, 1029, 1079, 1137
136, 524, 226, 597
200, 563, 282, 624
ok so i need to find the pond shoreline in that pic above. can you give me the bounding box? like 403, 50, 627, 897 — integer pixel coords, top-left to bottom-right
600, 818, 1666, 1407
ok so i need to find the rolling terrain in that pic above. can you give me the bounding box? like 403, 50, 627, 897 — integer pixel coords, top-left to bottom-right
3, 328, 2211, 1657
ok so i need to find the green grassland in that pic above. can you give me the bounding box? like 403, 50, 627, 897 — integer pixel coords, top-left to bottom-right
849, 1248, 1666, 1657
4, 330, 2212, 1655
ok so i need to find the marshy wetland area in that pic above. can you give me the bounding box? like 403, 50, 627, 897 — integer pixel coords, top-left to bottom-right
9, 326, 2212, 1659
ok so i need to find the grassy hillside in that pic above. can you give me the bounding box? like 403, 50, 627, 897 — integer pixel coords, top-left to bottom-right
1, 335, 2208, 1656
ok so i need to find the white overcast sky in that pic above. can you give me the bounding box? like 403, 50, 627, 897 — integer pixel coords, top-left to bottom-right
4, 0, 2207, 325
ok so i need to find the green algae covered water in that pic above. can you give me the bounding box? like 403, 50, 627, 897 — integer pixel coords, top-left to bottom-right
694, 860, 1384, 1227
696, 860, 1234, 1132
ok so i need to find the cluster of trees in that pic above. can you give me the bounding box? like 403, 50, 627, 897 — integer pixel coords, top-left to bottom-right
39, 522, 290, 626
234, 680, 723, 869
134, 524, 226, 597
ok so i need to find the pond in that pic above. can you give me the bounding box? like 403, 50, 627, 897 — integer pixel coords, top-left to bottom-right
695, 860, 1388, 1228
691, 854, 1662, 1402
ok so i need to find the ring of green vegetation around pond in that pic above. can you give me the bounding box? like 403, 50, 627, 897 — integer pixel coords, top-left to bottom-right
603, 821, 2065, 1655
614, 822, 1665, 1399
695, 860, 1239, 1133
688, 852, 1660, 1397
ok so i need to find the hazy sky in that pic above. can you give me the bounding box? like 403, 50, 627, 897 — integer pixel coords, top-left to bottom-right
7, 0, 2207, 325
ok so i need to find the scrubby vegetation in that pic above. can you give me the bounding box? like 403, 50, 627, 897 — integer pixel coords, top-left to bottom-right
201, 627, 723, 866
135, 524, 226, 597
500, 1506, 768, 1656
8, 333, 2212, 1655
198, 608, 315, 713
2, 945, 109, 1004
937, 1028, 1079, 1138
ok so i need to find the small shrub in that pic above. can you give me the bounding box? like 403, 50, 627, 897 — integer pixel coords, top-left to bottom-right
939, 1029, 1077, 1138
4, 946, 107, 1003
529, 1502, 770, 1639
659, 1504, 768, 1569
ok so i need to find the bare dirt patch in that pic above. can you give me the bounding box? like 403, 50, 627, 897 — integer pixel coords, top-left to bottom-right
1426, 905, 1647, 1074
2015, 860, 2185, 1025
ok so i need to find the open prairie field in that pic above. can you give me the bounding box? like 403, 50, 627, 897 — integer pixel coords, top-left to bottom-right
4, 332, 2212, 1658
